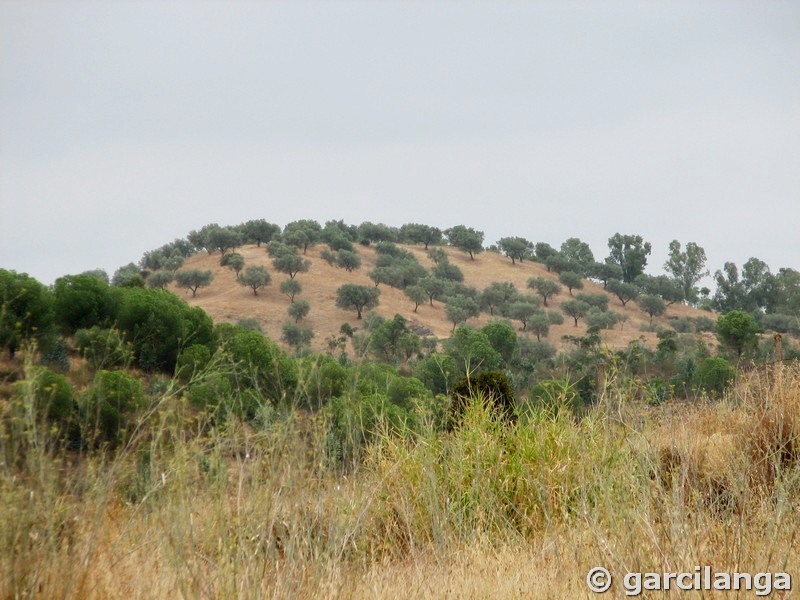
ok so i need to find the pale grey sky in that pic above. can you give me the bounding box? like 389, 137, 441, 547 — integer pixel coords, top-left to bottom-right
2, 1, 799, 285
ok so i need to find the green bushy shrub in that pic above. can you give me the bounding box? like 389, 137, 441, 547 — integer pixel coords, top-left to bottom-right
82, 370, 146, 448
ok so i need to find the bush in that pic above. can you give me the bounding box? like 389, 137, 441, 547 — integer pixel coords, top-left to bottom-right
693, 357, 735, 397
325, 393, 414, 465
669, 316, 695, 333
449, 370, 516, 430
82, 370, 146, 448
694, 315, 715, 333
222, 330, 298, 405
175, 344, 212, 382
18, 367, 75, 428
186, 372, 234, 413
74, 327, 132, 370
527, 379, 578, 417
297, 354, 349, 409
114, 287, 214, 372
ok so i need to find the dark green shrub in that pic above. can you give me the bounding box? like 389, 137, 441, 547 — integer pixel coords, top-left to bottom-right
175, 344, 212, 382
694, 315, 715, 333
74, 327, 132, 370
325, 393, 414, 465
527, 379, 578, 417
23, 367, 75, 425
82, 370, 146, 448
298, 354, 349, 408
449, 370, 516, 430
693, 357, 735, 397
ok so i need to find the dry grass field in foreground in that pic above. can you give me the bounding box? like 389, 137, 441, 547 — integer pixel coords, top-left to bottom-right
174, 243, 716, 355
3, 361, 800, 598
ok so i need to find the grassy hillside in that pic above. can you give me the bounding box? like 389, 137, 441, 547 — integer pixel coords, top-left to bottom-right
173, 242, 715, 353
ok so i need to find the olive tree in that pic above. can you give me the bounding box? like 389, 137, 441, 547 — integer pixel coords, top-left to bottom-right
607, 279, 640, 307
239, 265, 271, 296
560, 299, 590, 327
497, 236, 533, 265
174, 269, 213, 297
528, 277, 561, 306
559, 271, 584, 296
288, 299, 310, 323
445, 295, 481, 332
336, 284, 380, 319
272, 253, 311, 279
480, 282, 518, 316
220, 252, 245, 278
638, 294, 666, 323
445, 225, 484, 260
280, 279, 302, 302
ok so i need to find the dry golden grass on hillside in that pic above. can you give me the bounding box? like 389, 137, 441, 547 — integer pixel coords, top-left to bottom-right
173, 243, 715, 353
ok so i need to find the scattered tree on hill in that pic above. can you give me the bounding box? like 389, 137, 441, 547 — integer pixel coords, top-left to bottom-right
336, 249, 362, 272
528, 277, 561, 307
239, 266, 271, 296
147, 270, 173, 290
357, 222, 398, 243
716, 310, 759, 359
587, 261, 623, 289
534, 242, 559, 263
638, 294, 666, 323
445, 225, 484, 260
427, 248, 448, 265
635, 274, 684, 306
560, 237, 594, 274
283, 220, 322, 254
445, 295, 481, 332
433, 260, 464, 282
282, 322, 314, 350
220, 252, 245, 278
205, 226, 243, 255
480, 282, 518, 316
112, 263, 143, 287
240, 219, 281, 247
560, 299, 590, 327
575, 292, 609, 311
606, 233, 652, 283
497, 236, 533, 265
187, 223, 220, 254
607, 279, 640, 306
272, 253, 311, 279
280, 279, 302, 302
528, 313, 551, 341
288, 299, 310, 323
559, 271, 584, 296
400, 223, 443, 249
664, 240, 708, 303
419, 276, 446, 306
505, 300, 540, 331
405, 285, 427, 312
174, 269, 213, 297
545, 254, 578, 274
336, 284, 380, 319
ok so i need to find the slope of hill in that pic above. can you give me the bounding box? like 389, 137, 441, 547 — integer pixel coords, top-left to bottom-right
169, 243, 716, 353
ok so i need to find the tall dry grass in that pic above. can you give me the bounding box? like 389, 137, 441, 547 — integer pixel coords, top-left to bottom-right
3, 361, 800, 598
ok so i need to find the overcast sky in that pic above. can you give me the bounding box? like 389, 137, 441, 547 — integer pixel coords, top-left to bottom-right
2, 1, 799, 285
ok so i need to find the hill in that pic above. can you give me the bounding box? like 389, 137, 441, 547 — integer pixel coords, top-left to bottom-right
168, 243, 716, 353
